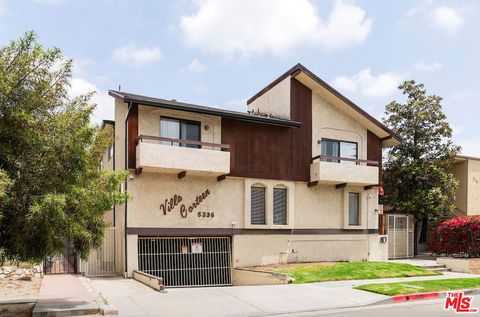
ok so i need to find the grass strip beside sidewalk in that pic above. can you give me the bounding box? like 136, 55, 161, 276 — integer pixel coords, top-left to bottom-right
355, 278, 480, 296
276, 262, 440, 284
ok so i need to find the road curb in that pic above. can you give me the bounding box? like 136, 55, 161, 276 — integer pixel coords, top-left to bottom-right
373, 288, 480, 305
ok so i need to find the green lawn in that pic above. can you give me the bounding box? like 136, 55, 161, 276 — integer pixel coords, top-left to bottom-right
276, 262, 440, 284
355, 278, 480, 296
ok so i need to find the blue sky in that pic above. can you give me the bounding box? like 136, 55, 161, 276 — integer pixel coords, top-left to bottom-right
2, 0, 479, 156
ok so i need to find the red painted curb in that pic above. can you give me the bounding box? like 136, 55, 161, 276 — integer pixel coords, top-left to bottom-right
392, 292, 440, 302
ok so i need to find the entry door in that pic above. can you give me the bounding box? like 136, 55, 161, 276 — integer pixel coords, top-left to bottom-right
138, 237, 232, 287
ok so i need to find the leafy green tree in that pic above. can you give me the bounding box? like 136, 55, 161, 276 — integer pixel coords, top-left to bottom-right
0, 31, 128, 263
383, 80, 460, 252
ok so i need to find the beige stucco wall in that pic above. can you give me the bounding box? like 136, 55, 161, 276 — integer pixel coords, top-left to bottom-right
137, 142, 230, 176
311, 92, 368, 160
450, 160, 468, 213
468, 159, 480, 214
310, 161, 378, 186
247, 77, 291, 119
138, 104, 221, 145
233, 234, 370, 267
123, 171, 382, 273
450, 158, 480, 215
114, 98, 128, 274
126, 173, 379, 231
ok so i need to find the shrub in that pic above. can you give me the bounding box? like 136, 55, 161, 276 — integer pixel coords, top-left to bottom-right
427, 216, 480, 258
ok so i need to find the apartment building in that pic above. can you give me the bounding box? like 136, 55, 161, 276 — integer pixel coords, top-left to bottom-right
100, 64, 400, 287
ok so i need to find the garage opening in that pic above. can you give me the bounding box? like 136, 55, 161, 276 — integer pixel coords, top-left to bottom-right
138, 236, 232, 287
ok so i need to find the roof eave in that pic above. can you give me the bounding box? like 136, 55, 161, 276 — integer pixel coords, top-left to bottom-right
108, 90, 302, 128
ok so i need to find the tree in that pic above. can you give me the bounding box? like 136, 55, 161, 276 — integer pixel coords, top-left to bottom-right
383, 80, 460, 253
0, 31, 128, 264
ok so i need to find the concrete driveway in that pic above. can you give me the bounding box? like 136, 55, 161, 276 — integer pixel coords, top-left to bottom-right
89, 277, 386, 317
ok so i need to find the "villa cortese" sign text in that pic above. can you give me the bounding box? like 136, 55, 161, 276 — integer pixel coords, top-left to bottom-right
159, 189, 211, 219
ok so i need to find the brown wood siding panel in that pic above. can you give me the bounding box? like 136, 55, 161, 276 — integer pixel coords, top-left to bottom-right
367, 130, 382, 185
127, 103, 138, 169
221, 78, 312, 181
290, 78, 312, 180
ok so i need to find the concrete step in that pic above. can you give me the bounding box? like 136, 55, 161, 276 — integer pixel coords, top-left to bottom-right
418, 264, 447, 269
427, 267, 452, 272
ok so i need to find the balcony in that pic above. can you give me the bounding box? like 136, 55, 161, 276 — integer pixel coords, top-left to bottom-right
310, 155, 379, 186
135, 135, 230, 177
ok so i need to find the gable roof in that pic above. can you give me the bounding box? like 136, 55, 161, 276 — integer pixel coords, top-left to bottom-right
108, 90, 302, 128
248, 63, 401, 146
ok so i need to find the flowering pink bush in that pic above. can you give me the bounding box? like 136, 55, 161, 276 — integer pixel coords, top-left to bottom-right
427, 216, 480, 258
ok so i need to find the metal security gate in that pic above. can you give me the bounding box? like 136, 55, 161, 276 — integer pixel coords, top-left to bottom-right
44, 241, 77, 274
80, 227, 119, 277
388, 214, 414, 259
138, 237, 232, 287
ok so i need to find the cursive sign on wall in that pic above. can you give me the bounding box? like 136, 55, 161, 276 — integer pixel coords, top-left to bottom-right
160, 189, 211, 219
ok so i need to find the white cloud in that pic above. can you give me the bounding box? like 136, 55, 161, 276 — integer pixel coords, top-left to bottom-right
429, 6, 464, 35
180, 0, 372, 58
332, 69, 405, 98
69, 78, 113, 124
413, 60, 442, 72
113, 44, 162, 67
182, 58, 207, 74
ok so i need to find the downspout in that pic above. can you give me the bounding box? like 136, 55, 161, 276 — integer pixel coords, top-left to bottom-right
124, 101, 132, 276
112, 123, 116, 226
112, 122, 116, 273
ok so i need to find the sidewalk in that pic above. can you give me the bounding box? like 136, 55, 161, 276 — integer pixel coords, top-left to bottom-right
33, 274, 112, 316
89, 272, 480, 317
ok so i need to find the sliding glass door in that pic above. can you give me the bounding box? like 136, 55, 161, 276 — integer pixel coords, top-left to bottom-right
160, 117, 201, 148
321, 139, 358, 164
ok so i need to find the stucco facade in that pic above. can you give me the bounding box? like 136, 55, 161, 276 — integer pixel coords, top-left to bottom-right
450, 156, 480, 215
99, 64, 399, 285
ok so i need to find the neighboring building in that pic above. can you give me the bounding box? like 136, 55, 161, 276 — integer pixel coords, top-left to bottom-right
94, 64, 400, 287
417, 155, 480, 254
449, 155, 480, 216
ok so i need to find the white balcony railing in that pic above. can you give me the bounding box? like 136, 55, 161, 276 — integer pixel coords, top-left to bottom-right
136, 135, 230, 177
310, 155, 379, 186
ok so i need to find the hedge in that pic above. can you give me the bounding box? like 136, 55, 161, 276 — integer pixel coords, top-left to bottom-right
427, 216, 480, 258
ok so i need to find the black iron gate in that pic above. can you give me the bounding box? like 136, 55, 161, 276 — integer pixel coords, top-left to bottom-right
138, 237, 232, 287
44, 242, 77, 274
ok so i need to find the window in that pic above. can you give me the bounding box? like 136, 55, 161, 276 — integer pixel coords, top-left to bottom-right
348, 192, 360, 226
99, 159, 104, 171
321, 139, 357, 164
273, 188, 287, 225
251, 186, 266, 225
108, 144, 113, 160
160, 117, 201, 148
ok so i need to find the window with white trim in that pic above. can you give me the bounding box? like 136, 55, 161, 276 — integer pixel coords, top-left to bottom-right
251, 186, 266, 225
273, 188, 287, 225
348, 192, 360, 225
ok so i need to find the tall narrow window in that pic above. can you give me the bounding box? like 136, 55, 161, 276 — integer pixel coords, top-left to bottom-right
321, 139, 357, 164
160, 117, 201, 148
349, 192, 360, 226
108, 144, 113, 160
251, 186, 266, 225
273, 188, 287, 225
